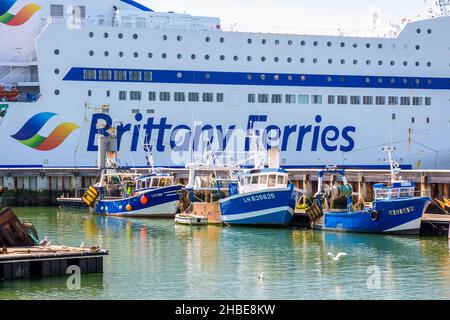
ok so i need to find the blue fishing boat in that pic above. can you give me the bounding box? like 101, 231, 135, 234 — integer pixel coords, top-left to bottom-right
310, 148, 431, 235
94, 171, 182, 217
219, 132, 303, 226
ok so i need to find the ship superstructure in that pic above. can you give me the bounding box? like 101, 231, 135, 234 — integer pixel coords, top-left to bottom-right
1, 0, 450, 169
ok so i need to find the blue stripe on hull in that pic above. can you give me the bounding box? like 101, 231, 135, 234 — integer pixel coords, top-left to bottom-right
323, 197, 430, 234
223, 209, 293, 226
95, 185, 182, 216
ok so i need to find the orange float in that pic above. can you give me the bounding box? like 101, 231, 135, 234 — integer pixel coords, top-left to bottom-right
126, 204, 133, 211
140, 195, 148, 205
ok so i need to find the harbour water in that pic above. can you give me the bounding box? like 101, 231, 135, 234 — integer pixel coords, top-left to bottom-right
0, 207, 449, 300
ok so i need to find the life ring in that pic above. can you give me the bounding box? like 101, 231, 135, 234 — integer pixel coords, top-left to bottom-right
371, 210, 379, 221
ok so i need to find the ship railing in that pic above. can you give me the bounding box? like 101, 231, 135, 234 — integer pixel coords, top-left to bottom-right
374, 188, 431, 200
41, 16, 221, 32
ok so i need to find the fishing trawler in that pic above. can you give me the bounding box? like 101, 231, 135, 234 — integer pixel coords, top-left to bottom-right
310, 147, 432, 234
219, 132, 303, 226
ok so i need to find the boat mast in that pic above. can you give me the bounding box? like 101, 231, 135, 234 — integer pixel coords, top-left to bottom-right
383, 146, 400, 183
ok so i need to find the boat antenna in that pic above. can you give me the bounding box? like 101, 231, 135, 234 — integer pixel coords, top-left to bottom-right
382, 145, 401, 183
143, 136, 156, 173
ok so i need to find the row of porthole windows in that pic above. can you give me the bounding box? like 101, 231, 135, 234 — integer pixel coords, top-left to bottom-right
83, 50, 432, 67
86, 31, 426, 51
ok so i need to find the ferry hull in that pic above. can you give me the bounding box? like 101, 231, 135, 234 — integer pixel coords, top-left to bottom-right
320, 197, 430, 235
219, 187, 300, 226
95, 185, 182, 217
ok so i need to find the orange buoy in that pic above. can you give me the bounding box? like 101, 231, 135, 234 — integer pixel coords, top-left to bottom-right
140, 195, 148, 205
126, 204, 133, 211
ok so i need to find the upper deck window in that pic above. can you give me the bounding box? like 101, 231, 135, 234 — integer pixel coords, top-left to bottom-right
50, 4, 64, 17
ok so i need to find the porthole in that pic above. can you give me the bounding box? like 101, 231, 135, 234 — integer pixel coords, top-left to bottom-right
233, 55, 239, 61
119, 51, 124, 57
88, 32, 94, 38
133, 52, 139, 58
339, 77, 345, 82
287, 57, 292, 63
417, 28, 421, 34
300, 58, 305, 63
103, 32, 109, 38
327, 41, 332, 47
205, 37, 210, 42
262, 39, 267, 44
275, 39, 280, 45
415, 61, 420, 67
365, 77, 370, 83
191, 54, 196, 60
288, 40, 293, 45
54, 69, 59, 74
219, 37, 225, 43
177, 54, 182, 59
205, 54, 210, 60
247, 74, 252, 80
261, 56, 266, 62
340, 59, 345, 64
403, 78, 408, 84
261, 74, 266, 80
104, 51, 109, 57
274, 75, 279, 80
366, 60, 371, 65
366, 43, 371, 48
247, 56, 252, 61
205, 73, 210, 79
118, 33, 123, 39
133, 34, 138, 40
287, 75, 293, 81
54, 49, 60, 55
378, 60, 383, 66
313, 58, 318, 63
415, 79, 420, 84
274, 57, 279, 62
162, 53, 167, 59
378, 78, 383, 83
89, 50, 94, 56
427, 29, 432, 34
247, 38, 252, 44
390, 60, 395, 66
177, 35, 182, 41
148, 52, 153, 58
328, 59, 333, 64
301, 75, 306, 81
390, 78, 396, 84
327, 76, 332, 82
427, 79, 432, 84
176, 72, 182, 78
415, 45, 420, 50
340, 42, 345, 47
163, 35, 168, 41
54, 89, 60, 95
353, 43, 357, 48
378, 43, 383, 49
220, 55, 225, 60
427, 62, 432, 67
353, 59, 358, 65
313, 41, 318, 46
301, 40, 305, 46
403, 61, 408, 66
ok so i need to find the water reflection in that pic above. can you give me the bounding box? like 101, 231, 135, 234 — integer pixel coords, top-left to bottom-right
0, 207, 447, 300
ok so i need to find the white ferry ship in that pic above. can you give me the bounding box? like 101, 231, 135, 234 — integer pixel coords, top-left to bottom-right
1, 0, 450, 169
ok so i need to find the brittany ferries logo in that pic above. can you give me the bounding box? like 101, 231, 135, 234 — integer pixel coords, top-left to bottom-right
11, 112, 79, 151
0, 0, 41, 26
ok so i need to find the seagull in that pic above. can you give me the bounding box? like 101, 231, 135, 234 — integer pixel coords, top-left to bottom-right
327, 252, 347, 261
39, 236, 49, 246
258, 272, 264, 281
80, 242, 85, 248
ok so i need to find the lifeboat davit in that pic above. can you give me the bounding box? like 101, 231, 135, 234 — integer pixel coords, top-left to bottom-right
0, 86, 20, 102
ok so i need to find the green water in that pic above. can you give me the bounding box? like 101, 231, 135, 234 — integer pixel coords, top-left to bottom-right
0, 207, 449, 300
